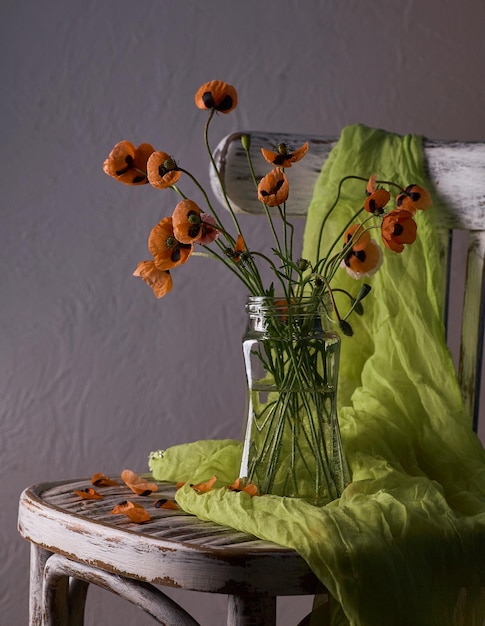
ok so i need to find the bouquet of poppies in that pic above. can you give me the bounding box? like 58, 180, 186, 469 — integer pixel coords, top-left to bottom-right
103, 79, 431, 336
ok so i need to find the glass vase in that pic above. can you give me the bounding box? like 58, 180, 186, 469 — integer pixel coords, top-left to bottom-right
239, 295, 350, 505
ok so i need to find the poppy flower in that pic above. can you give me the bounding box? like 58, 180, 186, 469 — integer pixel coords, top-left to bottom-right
73, 488, 104, 500
133, 261, 173, 299
227, 478, 259, 497
257, 168, 289, 206
121, 469, 158, 496
364, 189, 390, 215
103, 140, 154, 185
381, 209, 417, 252
225, 234, 246, 263
342, 224, 383, 279
111, 501, 151, 523
91, 473, 120, 487
396, 184, 432, 214
146, 151, 182, 189
172, 200, 219, 244
191, 475, 217, 493
195, 80, 238, 114
261, 141, 309, 168
148, 217, 193, 270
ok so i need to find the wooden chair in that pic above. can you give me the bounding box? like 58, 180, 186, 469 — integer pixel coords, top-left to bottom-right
18, 132, 485, 625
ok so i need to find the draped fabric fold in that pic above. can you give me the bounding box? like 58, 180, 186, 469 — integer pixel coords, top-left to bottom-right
149, 124, 485, 625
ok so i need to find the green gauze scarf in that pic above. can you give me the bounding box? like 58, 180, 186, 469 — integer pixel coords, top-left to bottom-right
149, 124, 485, 625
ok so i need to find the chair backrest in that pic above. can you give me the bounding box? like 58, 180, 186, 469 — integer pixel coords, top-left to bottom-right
210, 131, 485, 432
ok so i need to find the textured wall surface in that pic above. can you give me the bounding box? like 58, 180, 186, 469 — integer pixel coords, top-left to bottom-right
2, 1, 485, 624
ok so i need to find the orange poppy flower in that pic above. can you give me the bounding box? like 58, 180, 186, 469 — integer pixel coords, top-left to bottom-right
154, 498, 179, 511
146, 151, 182, 189
261, 141, 309, 168
342, 224, 383, 279
396, 184, 432, 215
381, 209, 417, 252
91, 473, 120, 487
257, 168, 289, 206
172, 199, 218, 244
133, 261, 173, 299
148, 217, 193, 270
227, 234, 246, 263
121, 469, 158, 496
103, 140, 154, 185
195, 80, 238, 114
73, 488, 104, 500
111, 501, 151, 523
227, 478, 259, 497
191, 475, 217, 493
364, 189, 390, 215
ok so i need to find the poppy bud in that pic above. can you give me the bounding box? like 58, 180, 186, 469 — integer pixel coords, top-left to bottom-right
241, 134, 251, 152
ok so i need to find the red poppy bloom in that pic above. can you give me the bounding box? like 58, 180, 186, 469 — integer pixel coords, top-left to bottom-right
364, 189, 390, 215
261, 141, 309, 168
146, 151, 182, 189
381, 209, 417, 252
195, 81, 238, 114
172, 200, 218, 244
103, 140, 154, 185
148, 217, 193, 270
342, 224, 383, 278
396, 184, 432, 214
133, 261, 173, 299
257, 168, 289, 206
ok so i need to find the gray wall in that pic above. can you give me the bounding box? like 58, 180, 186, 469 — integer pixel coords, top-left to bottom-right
2, 1, 484, 624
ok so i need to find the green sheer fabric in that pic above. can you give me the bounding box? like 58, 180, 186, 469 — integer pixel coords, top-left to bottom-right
149, 124, 485, 625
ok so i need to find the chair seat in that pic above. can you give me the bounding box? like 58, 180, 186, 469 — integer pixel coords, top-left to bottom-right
18, 477, 320, 625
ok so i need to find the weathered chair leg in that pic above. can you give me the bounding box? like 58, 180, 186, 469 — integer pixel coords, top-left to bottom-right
68, 578, 89, 626
227, 595, 276, 626
43, 554, 201, 625
29, 544, 53, 626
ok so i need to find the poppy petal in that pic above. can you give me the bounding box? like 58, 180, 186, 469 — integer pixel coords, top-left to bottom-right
91, 473, 120, 487
73, 488, 104, 500
227, 478, 259, 496
154, 498, 179, 510
191, 475, 217, 493
133, 261, 173, 298
111, 501, 151, 523
121, 469, 158, 496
